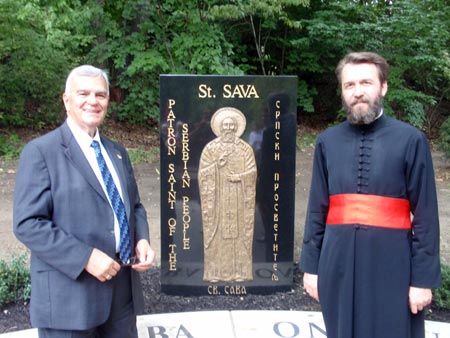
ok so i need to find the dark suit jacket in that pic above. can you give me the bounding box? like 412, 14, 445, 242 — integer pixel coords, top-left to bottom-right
13, 122, 150, 330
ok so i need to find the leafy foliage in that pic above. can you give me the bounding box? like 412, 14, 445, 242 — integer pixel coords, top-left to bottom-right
209, 0, 310, 75
438, 116, 450, 159
286, 0, 450, 128
128, 146, 160, 164
0, 0, 449, 132
85, 0, 243, 124
434, 264, 450, 310
0, 255, 31, 306
0, 0, 70, 128
0, 134, 23, 159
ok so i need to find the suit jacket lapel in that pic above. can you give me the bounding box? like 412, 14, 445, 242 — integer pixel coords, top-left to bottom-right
59, 122, 108, 202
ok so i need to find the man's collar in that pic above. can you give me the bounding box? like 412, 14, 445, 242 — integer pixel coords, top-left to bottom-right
66, 116, 101, 148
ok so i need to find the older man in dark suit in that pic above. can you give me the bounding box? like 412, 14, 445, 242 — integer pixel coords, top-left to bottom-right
13, 65, 155, 338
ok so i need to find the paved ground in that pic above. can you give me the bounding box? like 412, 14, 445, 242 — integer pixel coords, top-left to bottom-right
1, 311, 450, 338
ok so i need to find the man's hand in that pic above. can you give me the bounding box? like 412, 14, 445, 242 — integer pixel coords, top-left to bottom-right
132, 239, 156, 272
409, 287, 432, 314
303, 272, 320, 302
85, 248, 121, 282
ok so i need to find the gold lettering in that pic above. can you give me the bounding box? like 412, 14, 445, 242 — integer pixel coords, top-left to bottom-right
273, 99, 280, 161
272, 169, 281, 278
169, 244, 177, 271
181, 123, 190, 188
222, 84, 259, 98
167, 124, 175, 137
168, 164, 176, 209
223, 84, 232, 98
168, 217, 176, 236
182, 151, 189, 168
167, 108, 176, 121
247, 85, 259, 98
182, 196, 190, 250
208, 285, 219, 295
231, 85, 244, 98
199, 84, 213, 98
168, 191, 176, 209
224, 286, 247, 295
166, 102, 177, 155
182, 175, 190, 188
168, 173, 176, 183
168, 145, 175, 156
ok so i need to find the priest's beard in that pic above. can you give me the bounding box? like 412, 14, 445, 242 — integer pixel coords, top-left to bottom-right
343, 93, 384, 125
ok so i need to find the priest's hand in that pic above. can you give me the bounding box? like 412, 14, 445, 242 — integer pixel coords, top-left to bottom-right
303, 273, 320, 302
409, 287, 432, 314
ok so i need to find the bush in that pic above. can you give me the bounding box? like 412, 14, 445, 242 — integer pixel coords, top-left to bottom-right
0, 134, 23, 159
0, 255, 31, 306
128, 146, 160, 164
434, 264, 450, 309
438, 116, 450, 159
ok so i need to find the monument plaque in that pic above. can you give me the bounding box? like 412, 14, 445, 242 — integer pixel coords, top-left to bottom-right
160, 75, 298, 295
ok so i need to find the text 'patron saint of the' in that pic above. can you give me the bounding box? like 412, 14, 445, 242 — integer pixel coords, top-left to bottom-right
198, 107, 257, 283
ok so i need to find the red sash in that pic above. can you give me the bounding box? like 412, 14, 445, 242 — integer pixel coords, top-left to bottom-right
326, 194, 411, 229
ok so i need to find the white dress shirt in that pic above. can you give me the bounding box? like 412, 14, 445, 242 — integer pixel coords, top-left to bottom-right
67, 117, 122, 252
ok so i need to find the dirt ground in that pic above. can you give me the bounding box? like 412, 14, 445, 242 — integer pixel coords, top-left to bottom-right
0, 139, 449, 266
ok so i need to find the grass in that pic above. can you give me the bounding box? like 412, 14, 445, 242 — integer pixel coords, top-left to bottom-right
0, 133, 23, 159
296, 132, 317, 150
128, 146, 160, 164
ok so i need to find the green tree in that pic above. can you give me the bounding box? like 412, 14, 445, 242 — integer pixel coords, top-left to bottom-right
208, 0, 312, 112
0, 0, 448, 132
282, 0, 450, 128
380, 0, 450, 132
85, 0, 243, 124
0, 0, 70, 128
209, 0, 310, 75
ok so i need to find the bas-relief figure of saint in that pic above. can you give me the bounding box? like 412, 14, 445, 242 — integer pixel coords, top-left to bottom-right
198, 107, 257, 283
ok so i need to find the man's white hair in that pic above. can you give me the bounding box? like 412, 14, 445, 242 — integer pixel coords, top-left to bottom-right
65, 65, 109, 95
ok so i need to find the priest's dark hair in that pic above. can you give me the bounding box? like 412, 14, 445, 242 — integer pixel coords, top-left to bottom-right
335, 52, 389, 85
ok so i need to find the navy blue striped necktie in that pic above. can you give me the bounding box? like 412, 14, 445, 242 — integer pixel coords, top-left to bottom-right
91, 140, 132, 264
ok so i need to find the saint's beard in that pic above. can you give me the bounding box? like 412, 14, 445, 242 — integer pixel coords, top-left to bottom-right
221, 130, 236, 143
343, 93, 384, 125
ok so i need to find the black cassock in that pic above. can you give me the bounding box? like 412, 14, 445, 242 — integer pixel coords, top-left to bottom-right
300, 115, 441, 338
